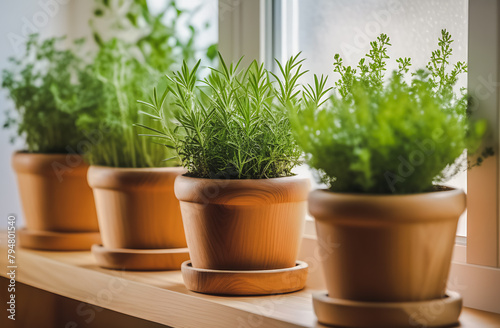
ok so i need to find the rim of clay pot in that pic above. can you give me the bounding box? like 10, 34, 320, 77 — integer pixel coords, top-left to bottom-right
88, 165, 186, 191
12, 151, 88, 176
309, 186, 466, 223
174, 174, 310, 205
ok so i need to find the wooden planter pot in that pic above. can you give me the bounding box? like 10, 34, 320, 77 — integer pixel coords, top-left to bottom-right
87, 166, 189, 270
175, 175, 310, 295
12, 152, 100, 250
308, 187, 466, 327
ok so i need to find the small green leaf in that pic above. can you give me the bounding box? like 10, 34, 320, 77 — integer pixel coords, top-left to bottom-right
206, 44, 218, 61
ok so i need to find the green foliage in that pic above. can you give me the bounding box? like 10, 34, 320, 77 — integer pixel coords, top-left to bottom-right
75, 39, 176, 167
427, 30, 468, 92
2, 35, 100, 153
3, 0, 214, 166
290, 30, 488, 194
76, 0, 214, 167
138, 54, 303, 179
92, 0, 217, 70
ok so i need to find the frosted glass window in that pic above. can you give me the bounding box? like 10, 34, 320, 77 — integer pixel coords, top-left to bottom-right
294, 0, 467, 84
285, 0, 468, 236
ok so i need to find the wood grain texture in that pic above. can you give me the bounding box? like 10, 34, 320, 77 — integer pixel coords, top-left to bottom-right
181, 260, 308, 295
0, 246, 497, 328
88, 166, 187, 249
0, 278, 171, 328
0, 278, 57, 328
0, 247, 315, 328
12, 152, 99, 232
175, 175, 310, 270
174, 175, 311, 205
309, 188, 467, 302
92, 244, 189, 271
312, 291, 462, 328
18, 228, 101, 251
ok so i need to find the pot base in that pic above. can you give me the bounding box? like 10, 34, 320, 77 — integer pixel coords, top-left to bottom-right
18, 228, 101, 251
312, 290, 462, 328
91, 244, 190, 271
181, 260, 308, 296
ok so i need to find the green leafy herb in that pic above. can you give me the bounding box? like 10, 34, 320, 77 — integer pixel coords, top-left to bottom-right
138, 53, 303, 179
2, 35, 100, 153
290, 29, 488, 194
75, 39, 177, 167
75, 0, 214, 167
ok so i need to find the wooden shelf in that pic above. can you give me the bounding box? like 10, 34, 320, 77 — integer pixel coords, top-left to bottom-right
1, 246, 500, 328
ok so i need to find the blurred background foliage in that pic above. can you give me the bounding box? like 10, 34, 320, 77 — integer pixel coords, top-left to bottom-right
2, 0, 217, 168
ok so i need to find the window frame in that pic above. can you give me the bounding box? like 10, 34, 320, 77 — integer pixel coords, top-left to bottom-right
467, 0, 499, 268
218, 0, 500, 313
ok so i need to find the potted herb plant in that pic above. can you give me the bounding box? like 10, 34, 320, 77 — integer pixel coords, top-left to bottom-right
140, 54, 310, 295
290, 31, 489, 327
84, 40, 190, 270
85, 0, 213, 270
2, 35, 101, 250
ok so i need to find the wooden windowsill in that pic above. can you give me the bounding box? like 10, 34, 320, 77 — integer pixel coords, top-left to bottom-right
1, 247, 500, 328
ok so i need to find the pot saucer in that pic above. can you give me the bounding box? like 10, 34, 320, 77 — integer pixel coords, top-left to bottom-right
181, 260, 308, 296
18, 227, 101, 251
312, 290, 462, 328
91, 244, 190, 271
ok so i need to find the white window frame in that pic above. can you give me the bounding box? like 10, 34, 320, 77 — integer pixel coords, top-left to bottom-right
218, 0, 500, 313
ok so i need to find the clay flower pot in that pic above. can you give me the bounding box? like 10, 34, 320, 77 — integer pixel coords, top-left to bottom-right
12, 152, 99, 232
87, 166, 187, 249
308, 187, 466, 302
174, 175, 310, 270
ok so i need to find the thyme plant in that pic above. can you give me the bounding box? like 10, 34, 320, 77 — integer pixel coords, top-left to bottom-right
290, 30, 488, 194
138, 54, 303, 179
2, 35, 100, 153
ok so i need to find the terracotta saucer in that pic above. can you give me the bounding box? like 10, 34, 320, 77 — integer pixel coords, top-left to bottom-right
91, 244, 190, 271
181, 260, 308, 296
18, 228, 101, 251
312, 290, 462, 328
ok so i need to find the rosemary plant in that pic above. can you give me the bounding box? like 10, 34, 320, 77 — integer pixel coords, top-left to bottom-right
138, 54, 304, 179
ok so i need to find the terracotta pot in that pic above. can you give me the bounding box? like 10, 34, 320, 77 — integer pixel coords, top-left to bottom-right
12, 152, 98, 232
88, 166, 187, 249
174, 175, 310, 270
308, 187, 466, 302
